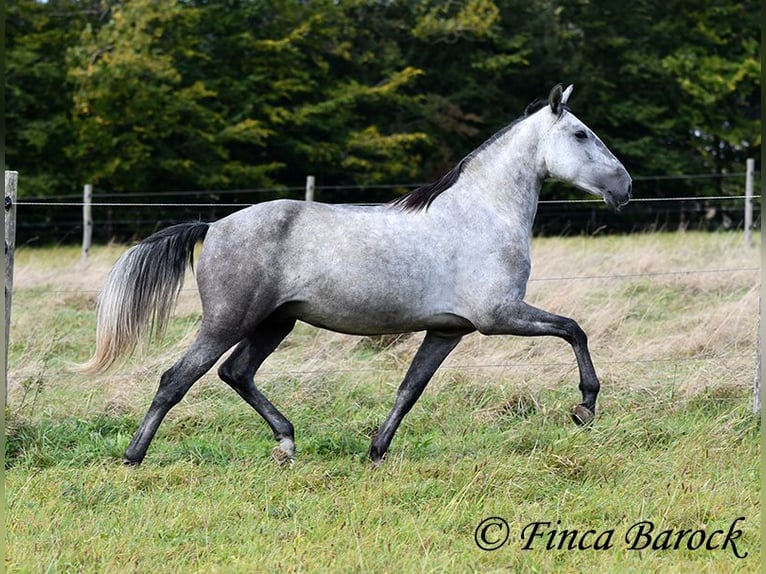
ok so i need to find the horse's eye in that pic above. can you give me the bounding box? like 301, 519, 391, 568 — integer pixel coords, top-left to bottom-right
574, 130, 588, 140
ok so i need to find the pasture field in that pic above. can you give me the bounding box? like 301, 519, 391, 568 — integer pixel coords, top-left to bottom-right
5, 231, 761, 573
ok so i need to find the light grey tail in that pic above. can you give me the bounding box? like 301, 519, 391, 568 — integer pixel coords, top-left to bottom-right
80, 222, 210, 373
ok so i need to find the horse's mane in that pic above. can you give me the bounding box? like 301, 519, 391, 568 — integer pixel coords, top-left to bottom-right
388, 158, 470, 212
390, 97, 565, 212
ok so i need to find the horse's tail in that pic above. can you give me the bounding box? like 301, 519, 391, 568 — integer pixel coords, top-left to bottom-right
80, 222, 210, 373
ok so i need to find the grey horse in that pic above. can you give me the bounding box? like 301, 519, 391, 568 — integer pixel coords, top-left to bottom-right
84, 84, 632, 465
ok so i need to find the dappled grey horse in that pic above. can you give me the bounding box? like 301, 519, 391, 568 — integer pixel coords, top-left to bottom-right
84, 84, 631, 465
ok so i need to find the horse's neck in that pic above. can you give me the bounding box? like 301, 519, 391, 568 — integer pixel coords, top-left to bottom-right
441, 127, 545, 236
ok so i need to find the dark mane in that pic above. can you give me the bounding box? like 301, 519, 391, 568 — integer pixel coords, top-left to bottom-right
524, 98, 548, 115
390, 96, 557, 212
389, 158, 469, 211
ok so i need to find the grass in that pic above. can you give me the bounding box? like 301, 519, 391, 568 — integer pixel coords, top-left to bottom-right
5, 231, 762, 573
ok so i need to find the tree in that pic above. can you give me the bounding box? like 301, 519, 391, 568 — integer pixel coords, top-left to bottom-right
65, 0, 434, 194
661, 2, 760, 180
190, 0, 432, 188
403, 0, 537, 176
6, 0, 89, 198
67, 0, 239, 194
5, 0, 761, 231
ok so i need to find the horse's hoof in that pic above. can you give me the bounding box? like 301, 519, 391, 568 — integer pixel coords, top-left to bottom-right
122, 457, 142, 467
368, 442, 387, 467
272, 446, 295, 467
369, 452, 387, 469
571, 404, 595, 426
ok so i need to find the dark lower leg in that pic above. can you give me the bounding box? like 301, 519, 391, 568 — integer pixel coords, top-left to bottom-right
124, 372, 184, 464
481, 301, 600, 425
369, 331, 462, 463
572, 335, 599, 413
218, 317, 297, 460
124, 339, 227, 464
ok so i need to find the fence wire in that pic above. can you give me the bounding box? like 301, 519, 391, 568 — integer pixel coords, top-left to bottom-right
5, 190, 761, 405
13, 194, 763, 209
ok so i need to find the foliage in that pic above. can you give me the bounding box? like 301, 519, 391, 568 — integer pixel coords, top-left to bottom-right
67, 0, 226, 192
5, 0, 89, 198
5, 0, 761, 203
660, 3, 761, 180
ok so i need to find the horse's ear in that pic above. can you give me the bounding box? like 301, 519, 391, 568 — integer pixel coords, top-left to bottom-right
548, 84, 563, 115
561, 84, 574, 105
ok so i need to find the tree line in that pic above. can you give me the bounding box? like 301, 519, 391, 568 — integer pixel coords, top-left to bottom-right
5, 0, 761, 235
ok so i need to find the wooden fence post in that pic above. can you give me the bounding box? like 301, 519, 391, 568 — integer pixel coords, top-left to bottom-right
4, 171, 18, 407
82, 184, 93, 261
744, 158, 755, 248
748, 156, 760, 413
755, 296, 762, 415
305, 175, 315, 202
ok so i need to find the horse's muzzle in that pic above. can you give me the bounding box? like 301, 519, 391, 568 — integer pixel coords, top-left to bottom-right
603, 170, 632, 209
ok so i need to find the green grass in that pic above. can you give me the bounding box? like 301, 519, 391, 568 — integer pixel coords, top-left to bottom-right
5, 232, 762, 573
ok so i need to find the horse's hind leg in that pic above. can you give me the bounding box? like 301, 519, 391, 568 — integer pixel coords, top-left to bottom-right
123, 328, 236, 465
217, 314, 297, 465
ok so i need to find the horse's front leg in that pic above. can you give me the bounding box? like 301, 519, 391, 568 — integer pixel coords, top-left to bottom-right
370, 331, 463, 465
479, 300, 599, 425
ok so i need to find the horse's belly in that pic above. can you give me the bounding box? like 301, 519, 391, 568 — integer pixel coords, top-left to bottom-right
282, 297, 473, 336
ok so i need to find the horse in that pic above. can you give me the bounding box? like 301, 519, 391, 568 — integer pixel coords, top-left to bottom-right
83, 84, 632, 466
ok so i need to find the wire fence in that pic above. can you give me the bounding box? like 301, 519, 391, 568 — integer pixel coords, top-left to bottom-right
80, 352, 758, 403
5, 174, 762, 411
11, 168, 754, 201
13, 194, 760, 209
11, 176, 762, 255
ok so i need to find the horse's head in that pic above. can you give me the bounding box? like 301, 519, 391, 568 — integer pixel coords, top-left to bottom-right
537, 84, 632, 208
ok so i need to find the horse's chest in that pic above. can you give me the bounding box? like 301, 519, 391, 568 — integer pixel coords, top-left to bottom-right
449, 242, 530, 303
